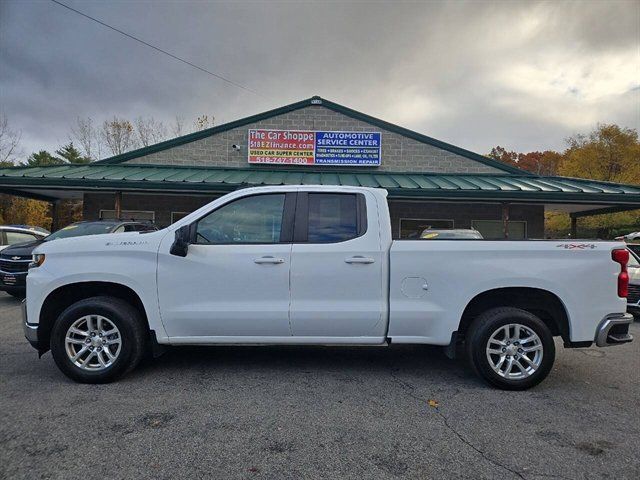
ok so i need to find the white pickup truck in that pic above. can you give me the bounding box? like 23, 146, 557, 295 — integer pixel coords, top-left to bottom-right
23, 186, 633, 389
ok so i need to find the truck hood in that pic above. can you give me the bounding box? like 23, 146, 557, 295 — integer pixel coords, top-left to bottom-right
33, 229, 170, 255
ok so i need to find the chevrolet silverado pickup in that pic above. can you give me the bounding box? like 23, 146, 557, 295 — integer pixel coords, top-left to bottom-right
22, 186, 634, 389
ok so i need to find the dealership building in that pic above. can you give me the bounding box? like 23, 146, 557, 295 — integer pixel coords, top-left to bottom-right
1, 96, 639, 238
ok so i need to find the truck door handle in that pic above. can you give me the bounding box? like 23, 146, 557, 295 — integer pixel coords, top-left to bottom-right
345, 256, 375, 264
254, 256, 285, 264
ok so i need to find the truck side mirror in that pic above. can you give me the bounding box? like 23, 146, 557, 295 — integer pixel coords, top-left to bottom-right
170, 224, 193, 257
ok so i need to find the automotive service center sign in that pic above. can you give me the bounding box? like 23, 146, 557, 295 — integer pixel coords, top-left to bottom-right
248, 129, 381, 166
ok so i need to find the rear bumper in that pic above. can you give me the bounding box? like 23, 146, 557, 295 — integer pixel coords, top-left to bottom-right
595, 313, 634, 347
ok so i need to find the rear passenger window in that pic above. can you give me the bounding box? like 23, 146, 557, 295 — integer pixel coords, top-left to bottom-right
307, 194, 358, 243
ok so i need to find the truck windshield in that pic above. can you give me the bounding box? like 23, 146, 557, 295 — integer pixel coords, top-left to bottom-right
45, 223, 115, 241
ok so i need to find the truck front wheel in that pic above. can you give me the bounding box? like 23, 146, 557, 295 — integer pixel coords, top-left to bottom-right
466, 307, 555, 390
50, 296, 147, 383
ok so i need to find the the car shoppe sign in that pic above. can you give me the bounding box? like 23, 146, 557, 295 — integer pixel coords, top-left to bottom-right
248, 129, 381, 166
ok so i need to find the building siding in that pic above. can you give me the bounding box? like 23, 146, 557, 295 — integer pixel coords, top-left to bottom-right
124, 105, 503, 174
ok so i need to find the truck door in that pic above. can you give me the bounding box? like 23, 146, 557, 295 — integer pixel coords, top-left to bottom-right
157, 192, 295, 338
289, 191, 386, 340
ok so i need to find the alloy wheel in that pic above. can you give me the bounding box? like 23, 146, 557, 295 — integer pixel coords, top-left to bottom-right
485, 323, 543, 379
64, 315, 122, 371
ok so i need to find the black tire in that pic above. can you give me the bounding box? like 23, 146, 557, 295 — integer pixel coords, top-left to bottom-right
466, 307, 555, 390
50, 296, 147, 384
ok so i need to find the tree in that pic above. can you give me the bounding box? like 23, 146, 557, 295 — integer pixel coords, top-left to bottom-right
71, 116, 101, 160
170, 115, 185, 137
134, 117, 168, 147
488, 147, 561, 176
516, 151, 562, 176
101, 117, 139, 156
0, 196, 51, 227
0, 114, 22, 164
194, 114, 214, 131
560, 124, 639, 185
548, 124, 640, 238
489, 124, 639, 239
55, 142, 91, 164
22, 150, 64, 167
487, 146, 519, 168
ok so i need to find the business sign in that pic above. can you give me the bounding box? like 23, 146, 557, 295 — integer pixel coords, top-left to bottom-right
248, 129, 381, 166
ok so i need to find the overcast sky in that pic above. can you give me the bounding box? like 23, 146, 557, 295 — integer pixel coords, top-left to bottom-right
1, 0, 638, 160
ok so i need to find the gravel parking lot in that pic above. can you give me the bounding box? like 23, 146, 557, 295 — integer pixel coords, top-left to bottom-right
1, 292, 639, 480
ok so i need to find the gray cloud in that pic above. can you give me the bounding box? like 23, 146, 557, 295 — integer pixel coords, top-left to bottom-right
1, 0, 638, 159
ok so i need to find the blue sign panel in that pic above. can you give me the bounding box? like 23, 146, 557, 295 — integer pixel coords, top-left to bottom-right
314, 131, 381, 166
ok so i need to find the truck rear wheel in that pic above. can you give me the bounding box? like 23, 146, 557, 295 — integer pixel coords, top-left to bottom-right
466, 307, 555, 390
50, 296, 146, 384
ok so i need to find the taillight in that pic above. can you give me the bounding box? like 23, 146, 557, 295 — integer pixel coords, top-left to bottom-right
612, 249, 629, 298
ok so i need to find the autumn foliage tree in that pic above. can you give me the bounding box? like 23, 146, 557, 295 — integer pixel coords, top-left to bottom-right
0, 143, 88, 229
489, 124, 640, 238
487, 147, 562, 176
560, 125, 639, 185
0, 157, 51, 227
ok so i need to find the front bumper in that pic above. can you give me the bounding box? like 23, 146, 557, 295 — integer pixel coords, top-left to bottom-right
22, 300, 41, 350
595, 313, 634, 347
0, 271, 27, 292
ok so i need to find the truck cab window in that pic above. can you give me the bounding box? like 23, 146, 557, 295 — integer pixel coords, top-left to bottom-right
307, 193, 358, 243
196, 194, 285, 244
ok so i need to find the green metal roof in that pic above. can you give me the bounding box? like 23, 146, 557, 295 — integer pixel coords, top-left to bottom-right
93, 96, 528, 175
1, 164, 639, 206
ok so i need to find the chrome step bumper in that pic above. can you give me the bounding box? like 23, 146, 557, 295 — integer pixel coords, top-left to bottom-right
595, 313, 634, 347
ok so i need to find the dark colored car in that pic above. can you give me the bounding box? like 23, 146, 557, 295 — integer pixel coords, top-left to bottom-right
0, 220, 157, 298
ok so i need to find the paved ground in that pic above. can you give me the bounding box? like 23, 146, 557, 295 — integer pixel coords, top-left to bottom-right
1, 292, 639, 480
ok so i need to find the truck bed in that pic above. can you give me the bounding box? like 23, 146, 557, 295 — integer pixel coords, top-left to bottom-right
388, 240, 626, 345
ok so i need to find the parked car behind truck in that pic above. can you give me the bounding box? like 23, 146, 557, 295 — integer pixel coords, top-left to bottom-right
0, 225, 48, 251
1, 220, 157, 298
23, 186, 633, 389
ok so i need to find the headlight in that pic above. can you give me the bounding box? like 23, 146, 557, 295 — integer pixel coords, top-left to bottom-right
30, 253, 45, 268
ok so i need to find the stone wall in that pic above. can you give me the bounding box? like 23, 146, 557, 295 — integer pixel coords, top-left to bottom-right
124, 105, 503, 174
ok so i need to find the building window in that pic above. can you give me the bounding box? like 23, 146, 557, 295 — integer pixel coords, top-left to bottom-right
472, 220, 527, 240
399, 218, 454, 239
171, 212, 191, 224
100, 210, 155, 222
